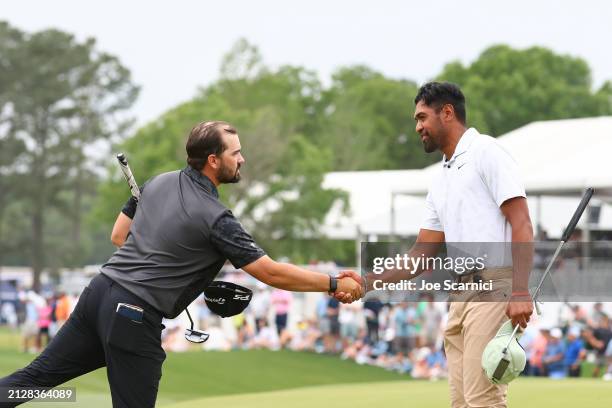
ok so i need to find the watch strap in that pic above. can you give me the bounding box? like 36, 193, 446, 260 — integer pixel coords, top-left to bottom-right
329, 276, 338, 293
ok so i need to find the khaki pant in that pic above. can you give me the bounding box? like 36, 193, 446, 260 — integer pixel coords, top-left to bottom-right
445, 271, 512, 408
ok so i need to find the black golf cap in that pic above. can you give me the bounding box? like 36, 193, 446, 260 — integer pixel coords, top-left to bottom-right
204, 281, 253, 317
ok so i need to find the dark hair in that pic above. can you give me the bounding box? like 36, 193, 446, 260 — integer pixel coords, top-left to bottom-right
186, 121, 237, 170
414, 82, 466, 124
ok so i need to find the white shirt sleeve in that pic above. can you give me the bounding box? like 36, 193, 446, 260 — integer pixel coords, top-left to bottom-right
479, 141, 526, 207
422, 190, 444, 231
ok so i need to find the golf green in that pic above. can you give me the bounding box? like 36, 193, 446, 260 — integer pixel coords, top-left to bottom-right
164, 379, 612, 408
1, 329, 610, 408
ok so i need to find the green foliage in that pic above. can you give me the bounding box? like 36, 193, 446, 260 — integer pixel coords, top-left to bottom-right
94, 40, 612, 263
437, 45, 612, 135
95, 40, 346, 260
321, 66, 435, 170
0, 21, 137, 286
5, 30, 612, 268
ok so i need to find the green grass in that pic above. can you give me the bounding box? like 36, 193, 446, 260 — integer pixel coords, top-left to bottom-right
0, 328, 405, 407
157, 349, 405, 401
1, 328, 611, 407
163, 379, 612, 408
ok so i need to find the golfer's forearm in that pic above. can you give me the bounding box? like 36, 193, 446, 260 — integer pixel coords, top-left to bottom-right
511, 222, 534, 293
265, 262, 330, 292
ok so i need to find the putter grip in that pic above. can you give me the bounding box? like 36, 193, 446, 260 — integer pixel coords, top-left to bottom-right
561, 187, 594, 242
116, 152, 140, 200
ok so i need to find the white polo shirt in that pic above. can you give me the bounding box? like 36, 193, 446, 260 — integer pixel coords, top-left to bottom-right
422, 128, 526, 268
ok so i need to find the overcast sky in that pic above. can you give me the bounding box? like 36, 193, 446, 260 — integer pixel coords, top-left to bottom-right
2, 0, 611, 126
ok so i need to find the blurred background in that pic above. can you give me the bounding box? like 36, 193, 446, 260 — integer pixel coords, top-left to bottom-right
1, 1, 612, 406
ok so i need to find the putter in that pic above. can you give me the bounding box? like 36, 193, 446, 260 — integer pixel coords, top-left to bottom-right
491, 187, 594, 382
184, 308, 210, 343
115, 153, 210, 344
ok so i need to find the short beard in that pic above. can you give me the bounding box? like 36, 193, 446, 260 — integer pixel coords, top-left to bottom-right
218, 163, 241, 184
423, 138, 439, 153
422, 118, 444, 153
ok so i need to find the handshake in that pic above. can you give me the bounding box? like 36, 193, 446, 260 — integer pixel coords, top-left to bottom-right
331, 270, 365, 304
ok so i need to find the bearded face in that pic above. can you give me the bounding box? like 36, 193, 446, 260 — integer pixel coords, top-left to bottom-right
215, 132, 244, 184
414, 101, 446, 154
217, 157, 241, 184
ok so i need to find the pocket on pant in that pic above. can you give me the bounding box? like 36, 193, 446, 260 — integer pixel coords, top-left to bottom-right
476, 278, 511, 302
107, 311, 144, 352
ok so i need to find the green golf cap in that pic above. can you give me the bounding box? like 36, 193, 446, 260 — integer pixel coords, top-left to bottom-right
481, 320, 526, 384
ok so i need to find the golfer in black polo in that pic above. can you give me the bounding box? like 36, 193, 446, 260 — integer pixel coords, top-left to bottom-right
0, 121, 363, 407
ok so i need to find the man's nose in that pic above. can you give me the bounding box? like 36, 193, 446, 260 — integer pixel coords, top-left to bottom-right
415, 122, 423, 134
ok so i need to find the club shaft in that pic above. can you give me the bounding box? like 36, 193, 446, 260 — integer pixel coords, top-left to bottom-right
504, 324, 521, 351
511, 188, 593, 331
185, 309, 195, 330
531, 240, 564, 304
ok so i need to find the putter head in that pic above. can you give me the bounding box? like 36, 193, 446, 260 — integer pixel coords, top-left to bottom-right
184, 328, 210, 344
491, 355, 511, 383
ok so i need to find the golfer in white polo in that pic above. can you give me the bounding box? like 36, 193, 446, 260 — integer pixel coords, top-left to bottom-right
413, 82, 534, 407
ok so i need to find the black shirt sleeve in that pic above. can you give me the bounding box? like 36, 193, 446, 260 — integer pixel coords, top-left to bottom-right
121, 196, 138, 219
120, 184, 147, 219
210, 212, 267, 269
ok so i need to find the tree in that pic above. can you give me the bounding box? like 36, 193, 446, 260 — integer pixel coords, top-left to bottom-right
437, 45, 612, 136
0, 21, 138, 289
94, 41, 612, 265
320, 66, 435, 170
0, 135, 26, 266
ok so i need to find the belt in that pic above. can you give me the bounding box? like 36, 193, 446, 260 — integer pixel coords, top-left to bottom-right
455, 267, 512, 284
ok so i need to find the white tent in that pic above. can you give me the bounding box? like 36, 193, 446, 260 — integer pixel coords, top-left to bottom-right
322, 116, 612, 239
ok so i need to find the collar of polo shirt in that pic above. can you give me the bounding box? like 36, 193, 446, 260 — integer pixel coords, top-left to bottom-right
183, 166, 220, 198
442, 128, 479, 166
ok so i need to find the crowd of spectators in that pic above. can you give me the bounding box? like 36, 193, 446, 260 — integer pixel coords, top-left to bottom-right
160, 287, 612, 381
2, 285, 611, 381
161, 288, 449, 380
0, 290, 76, 353
520, 302, 612, 380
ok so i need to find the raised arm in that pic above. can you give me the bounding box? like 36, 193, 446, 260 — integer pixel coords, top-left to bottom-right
242, 256, 363, 300
111, 212, 133, 248
110, 192, 139, 248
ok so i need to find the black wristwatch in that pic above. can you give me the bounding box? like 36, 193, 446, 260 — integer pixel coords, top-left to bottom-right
329, 276, 338, 293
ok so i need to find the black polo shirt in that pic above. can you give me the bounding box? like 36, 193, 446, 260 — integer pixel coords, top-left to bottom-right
101, 166, 266, 318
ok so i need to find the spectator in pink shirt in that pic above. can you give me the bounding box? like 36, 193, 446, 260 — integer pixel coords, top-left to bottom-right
271, 288, 292, 337
528, 328, 549, 376
37, 300, 52, 351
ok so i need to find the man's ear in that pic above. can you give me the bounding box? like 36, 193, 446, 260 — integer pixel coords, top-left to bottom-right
441, 104, 456, 123
207, 154, 219, 170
